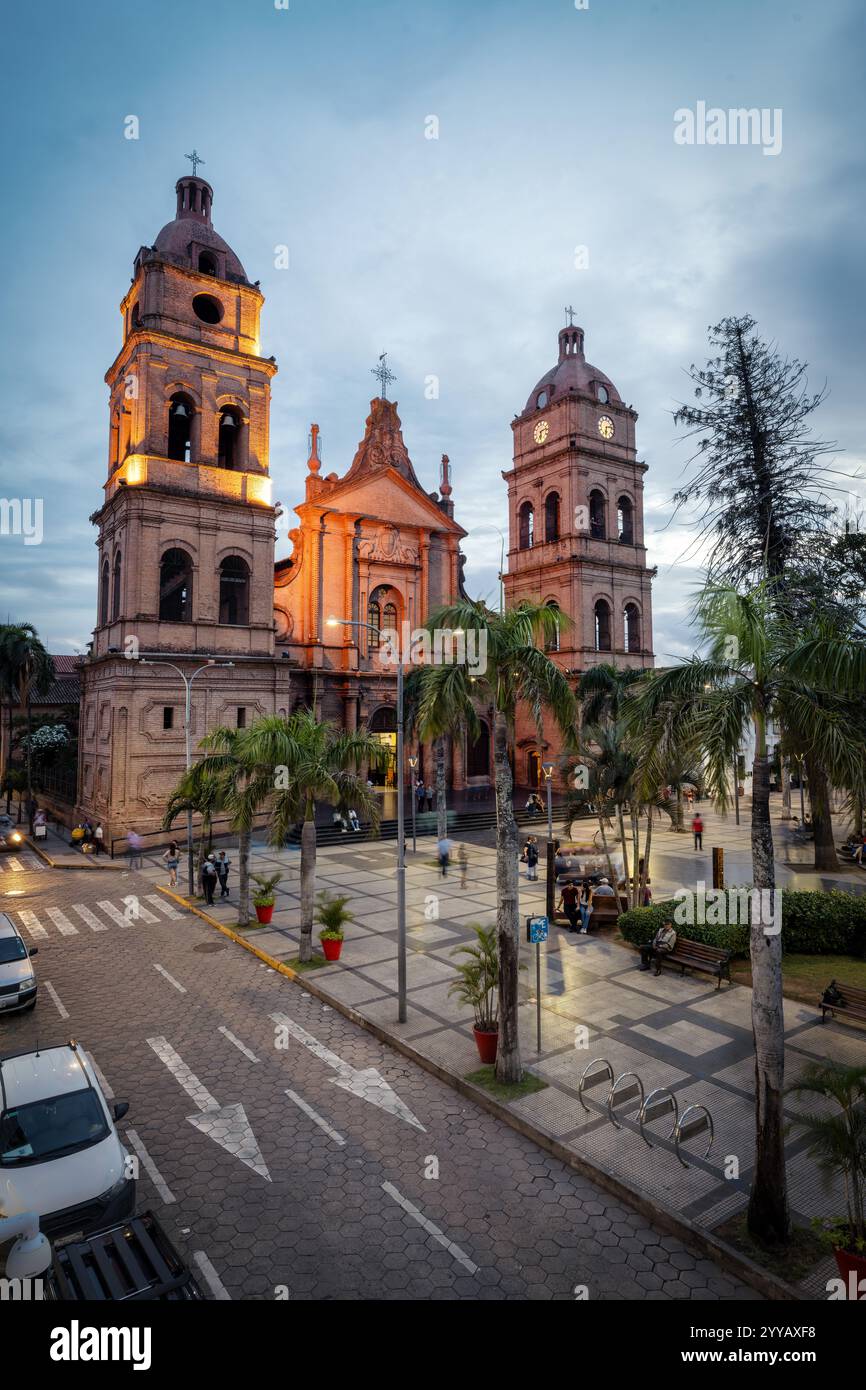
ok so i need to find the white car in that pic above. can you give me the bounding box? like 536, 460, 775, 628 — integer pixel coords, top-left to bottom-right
0, 1041, 134, 1238
0, 914, 38, 1014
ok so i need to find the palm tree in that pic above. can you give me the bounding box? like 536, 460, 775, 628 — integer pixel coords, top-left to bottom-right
249, 710, 385, 963
631, 582, 866, 1245
411, 599, 576, 1084
0, 624, 54, 824
164, 764, 225, 885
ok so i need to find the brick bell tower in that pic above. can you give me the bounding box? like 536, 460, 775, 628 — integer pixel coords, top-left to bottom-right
503, 314, 655, 787
77, 169, 282, 836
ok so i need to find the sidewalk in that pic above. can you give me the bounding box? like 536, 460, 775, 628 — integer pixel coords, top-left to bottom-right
29, 825, 124, 870
140, 815, 866, 1300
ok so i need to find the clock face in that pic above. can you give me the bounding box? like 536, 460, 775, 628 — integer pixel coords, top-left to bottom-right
598, 415, 614, 440
533, 420, 549, 444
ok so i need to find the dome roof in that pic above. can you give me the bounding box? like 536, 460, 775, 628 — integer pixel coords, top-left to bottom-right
523, 324, 621, 414
152, 175, 249, 283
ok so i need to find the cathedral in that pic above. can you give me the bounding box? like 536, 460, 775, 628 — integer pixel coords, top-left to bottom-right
76, 172, 654, 838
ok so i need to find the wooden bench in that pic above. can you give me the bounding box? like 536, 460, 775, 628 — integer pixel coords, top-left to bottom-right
587, 894, 627, 929
650, 938, 732, 991
821, 980, 866, 1028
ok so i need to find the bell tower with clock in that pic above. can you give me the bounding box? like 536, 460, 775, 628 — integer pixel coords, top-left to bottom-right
502, 315, 655, 784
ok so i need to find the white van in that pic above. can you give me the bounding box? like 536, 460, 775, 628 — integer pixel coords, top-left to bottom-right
0, 1041, 134, 1238
0, 914, 37, 1013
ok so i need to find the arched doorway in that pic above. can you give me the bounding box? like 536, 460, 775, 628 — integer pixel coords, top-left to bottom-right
527, 750, 542, 788
368, 706, 397, 788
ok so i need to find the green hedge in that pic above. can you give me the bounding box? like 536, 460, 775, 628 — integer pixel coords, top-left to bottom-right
617, 890, 866, 959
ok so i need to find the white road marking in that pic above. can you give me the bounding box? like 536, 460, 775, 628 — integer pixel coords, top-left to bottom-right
146, 1036, 271, 1181
382, 1182, 478, 1274
192, 1250, 231, 1301
128, 900, 159, 923
43, 980, 69, 1020
218, 1026, 260, 1063
98, 899, 133, 928
285, 1089, 346, 1147
71, 903, 108, 933
153, 963, 187, 994
6, 856, 24, 873
18, 853, 44, 871
146, 894, 183, 919
125, 1128, 176, 1204
86, 1052, 114, 1098
17, 909, 48, 940
270, 1011, 426, 1132
46, 907, 79, 937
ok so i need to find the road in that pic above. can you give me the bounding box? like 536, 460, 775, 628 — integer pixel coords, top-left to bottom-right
0, 859, 758, 1300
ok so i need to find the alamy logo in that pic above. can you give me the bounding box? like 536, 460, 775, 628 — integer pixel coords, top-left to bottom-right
49, 1321, 152, 1371
0, 497, 43, 545
0, 1276, 44, 1300
674, 102, 783, 157
377, 622, 487, 675
674, 880, 781, 936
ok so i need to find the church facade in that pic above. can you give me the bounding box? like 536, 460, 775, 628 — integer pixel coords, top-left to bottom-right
76, 174, 654, 837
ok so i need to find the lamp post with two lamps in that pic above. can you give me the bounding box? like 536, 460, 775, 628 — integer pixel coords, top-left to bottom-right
408, 754, 419, 852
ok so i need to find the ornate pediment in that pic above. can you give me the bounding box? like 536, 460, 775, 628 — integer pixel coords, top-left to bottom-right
358, 522, 417, 565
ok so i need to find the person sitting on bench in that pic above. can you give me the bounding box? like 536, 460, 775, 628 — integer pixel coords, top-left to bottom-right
640, 920, 678, 974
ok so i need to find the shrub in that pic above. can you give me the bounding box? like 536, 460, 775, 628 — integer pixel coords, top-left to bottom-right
617, 889, 866, 959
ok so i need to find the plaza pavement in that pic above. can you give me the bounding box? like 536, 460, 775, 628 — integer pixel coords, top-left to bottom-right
131, 800, 866, 1298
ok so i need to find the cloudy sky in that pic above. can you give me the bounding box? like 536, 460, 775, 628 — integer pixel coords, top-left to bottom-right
1, 0, 863, 664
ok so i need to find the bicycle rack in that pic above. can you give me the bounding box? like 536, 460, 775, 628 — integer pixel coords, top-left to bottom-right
638, 1088, 679, 1149
578, 1058, 614, 1112
673, 1104, 714, 1169
607, 1072, 644, 1130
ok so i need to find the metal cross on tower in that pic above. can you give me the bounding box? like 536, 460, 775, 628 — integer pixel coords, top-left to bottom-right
371, 353, 397, 400
564, 305, 577, 326
185, 149, 205, 177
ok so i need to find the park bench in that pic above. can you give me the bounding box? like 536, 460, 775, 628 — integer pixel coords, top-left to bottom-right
587, 894, 628, 929
821, 980, 866, 1028
649, 938, 732, 991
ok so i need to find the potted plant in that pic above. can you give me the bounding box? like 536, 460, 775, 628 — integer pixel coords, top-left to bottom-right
251, 872, 282, 925
449, 923, 499, 1063
788, 1062, 866, 1288
315, 890, 353, 961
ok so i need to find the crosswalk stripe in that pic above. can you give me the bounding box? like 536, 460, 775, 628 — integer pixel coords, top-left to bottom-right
98, 900, 132, 928
145, 894, 184, 920
71, 904, 109, 933
46, 907, 79, 937
6, 857, 24, 873
17, 909, 48, 940
18, 854, 43, 871
129, 900, 160, 924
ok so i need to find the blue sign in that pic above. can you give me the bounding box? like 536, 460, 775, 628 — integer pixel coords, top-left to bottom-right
527, 915, 549, 944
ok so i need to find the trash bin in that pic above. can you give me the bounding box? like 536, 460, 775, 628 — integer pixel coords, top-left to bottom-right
34, 823, 47, 840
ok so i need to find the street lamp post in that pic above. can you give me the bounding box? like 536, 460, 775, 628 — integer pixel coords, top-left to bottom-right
408, 755, 418, 853
138, 658, 234, 894
328, 616, 408, 1023
541, 761, 555, 847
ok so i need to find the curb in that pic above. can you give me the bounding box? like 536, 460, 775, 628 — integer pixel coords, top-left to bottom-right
26, 837, 125, 871
157, 885, 804, 1304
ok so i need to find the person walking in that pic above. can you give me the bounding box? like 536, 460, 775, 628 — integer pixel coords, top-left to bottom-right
692, 812, 704, 851
201, 853, 218, 905
457, 843, 468, 889
162, 841, 179, 888
557, 879, 580, 932
522, 836, 539, 881
216, 849, 231, 898
93, 821, 104, 855
437, 834, 451, 877
127, 829, 143, 869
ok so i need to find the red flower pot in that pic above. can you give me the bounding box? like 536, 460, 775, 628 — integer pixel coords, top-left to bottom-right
473, 1027, 499, 1064
254, 904, 274, 924
833, 1245, 866, 1297
321, 937, 343, 961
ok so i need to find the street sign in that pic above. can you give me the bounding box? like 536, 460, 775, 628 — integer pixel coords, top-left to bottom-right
527, 915, 549, 944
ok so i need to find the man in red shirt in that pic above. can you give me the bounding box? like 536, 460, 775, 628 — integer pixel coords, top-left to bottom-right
692, 813, 704, 850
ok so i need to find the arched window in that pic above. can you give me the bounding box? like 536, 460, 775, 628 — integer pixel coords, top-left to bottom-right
130, 302, 141, 331
219, 555, 250, 626
368, 600, 382, 650
99, 559, 109, 626
518, 501, 534, 550
159, 548, 193, 623
594, 599, 612, 652
112, 551, 122, 621
624, 602, 641, 653
167, 394, 193, 463
536, 390, 548, 408
545, 600, 561, 653
589, 489, 606, 540
597, 384, 609, 404
218, 407, 240, 469
617, 495, 634, 544
544, 492, 560, 542
382, 601, 398, 636
198, 252, 217, 276
466, 719, 490, 778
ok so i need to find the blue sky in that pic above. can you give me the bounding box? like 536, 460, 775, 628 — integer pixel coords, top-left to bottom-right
1, 0, 863, 661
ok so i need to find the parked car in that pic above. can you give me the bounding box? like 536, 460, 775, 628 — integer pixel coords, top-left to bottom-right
44, 1210, 205, 1301
0, 1041, 134, 1238
0, 829, 24, 854
0, 914, 38, 1014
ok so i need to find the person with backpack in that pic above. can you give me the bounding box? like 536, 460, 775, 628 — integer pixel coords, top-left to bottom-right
201, 854, 218, 905
692, 813, 704, 850
521, 836, 539, 881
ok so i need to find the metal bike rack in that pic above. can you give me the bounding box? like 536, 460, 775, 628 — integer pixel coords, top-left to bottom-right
638, 1088, 679, 1149
578, 1058, 614, 1112
606, 1072, 645, 1130
673, 1104, 714, 1169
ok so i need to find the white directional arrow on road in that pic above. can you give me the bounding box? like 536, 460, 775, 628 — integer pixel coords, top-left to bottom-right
147, 1036, 271, 1180
269, 1012, 426, 1132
